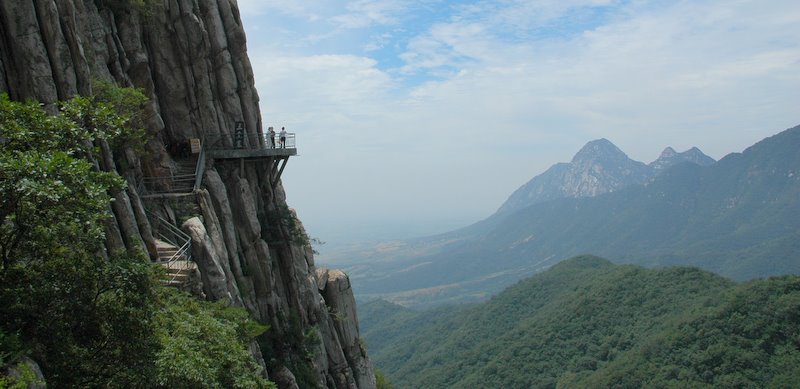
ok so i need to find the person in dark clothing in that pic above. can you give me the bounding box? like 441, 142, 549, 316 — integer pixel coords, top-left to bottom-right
179, 140, 190, 157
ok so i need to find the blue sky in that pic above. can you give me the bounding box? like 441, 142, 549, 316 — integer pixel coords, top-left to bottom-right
236, 0, 800, 247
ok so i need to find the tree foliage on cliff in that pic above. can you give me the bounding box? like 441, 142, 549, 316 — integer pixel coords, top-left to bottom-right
361, 256, 800, 388
154, 289, 272, 389
0, 92, 271, 387
0, 93, 123, 269
0, 90, 156, 386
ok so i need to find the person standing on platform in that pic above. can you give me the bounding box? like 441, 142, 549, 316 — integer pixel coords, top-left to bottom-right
279, 127, 287, 148
268, 127, 276, 148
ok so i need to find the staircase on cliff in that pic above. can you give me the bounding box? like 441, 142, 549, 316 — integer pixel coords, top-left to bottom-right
137, 131, 299, 286
147, 210, 195, 287
155, 238, 196, 287
170, 155, 199, 193
139, 144, 205, 198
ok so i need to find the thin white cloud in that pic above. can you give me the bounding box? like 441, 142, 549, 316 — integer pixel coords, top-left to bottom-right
236, 0, 318, 18
331, 0, 410, 28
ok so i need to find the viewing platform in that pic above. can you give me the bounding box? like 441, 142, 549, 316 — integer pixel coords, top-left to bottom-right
205, 132, 297, 159
137, 125, 298, 198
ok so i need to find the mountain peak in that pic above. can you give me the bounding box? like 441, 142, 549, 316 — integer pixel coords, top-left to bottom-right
650, 146, 715, 171
571, 138, 628, 164
659, 146, 677, 159
496, 138, 650, 215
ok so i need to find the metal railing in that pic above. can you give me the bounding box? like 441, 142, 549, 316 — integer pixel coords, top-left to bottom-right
206, 132, 296, 150
140, 174, 196, 195
138, 139, 203, 196
193, 141, 206, 191
146, 210, 193, 284
148, 210, 191, 249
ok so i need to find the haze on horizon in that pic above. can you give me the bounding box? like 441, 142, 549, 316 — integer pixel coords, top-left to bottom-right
237, 0, 800, 246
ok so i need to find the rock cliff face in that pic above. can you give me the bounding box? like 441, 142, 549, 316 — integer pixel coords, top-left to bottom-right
0, 1, 375, 388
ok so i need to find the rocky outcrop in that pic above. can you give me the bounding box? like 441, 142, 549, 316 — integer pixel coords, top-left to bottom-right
317, 268, 377, 389
4, 357, 46, 389
497, 139, 650, 214
0, 1, 375, 387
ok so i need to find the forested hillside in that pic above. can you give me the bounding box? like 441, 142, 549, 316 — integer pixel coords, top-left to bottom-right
361, 256, 800, 388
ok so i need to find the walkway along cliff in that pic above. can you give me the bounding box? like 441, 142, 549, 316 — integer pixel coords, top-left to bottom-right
0, 1, 375, 387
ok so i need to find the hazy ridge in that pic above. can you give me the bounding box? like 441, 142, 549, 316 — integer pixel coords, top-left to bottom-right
342, 125, 800, 307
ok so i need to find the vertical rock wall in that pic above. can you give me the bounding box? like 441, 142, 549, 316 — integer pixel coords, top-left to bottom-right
0, 1, 375, 388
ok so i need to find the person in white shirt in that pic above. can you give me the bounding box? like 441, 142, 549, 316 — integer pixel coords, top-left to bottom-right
279, 127, 287, 148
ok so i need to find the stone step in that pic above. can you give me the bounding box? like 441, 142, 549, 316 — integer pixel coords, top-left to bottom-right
158, 260, 196, 287
155, 239, 177, 249
156, 249, 179, 259
158, 259, 197, 271
174, 160, 198, 171
163, 266, 193, 275
153, 239, 194, 287
164, 272, 189, 282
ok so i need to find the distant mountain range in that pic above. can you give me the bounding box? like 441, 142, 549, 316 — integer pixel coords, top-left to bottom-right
496, 138, 715, 215
335, 125, 800, 307
361, 256, 800, 388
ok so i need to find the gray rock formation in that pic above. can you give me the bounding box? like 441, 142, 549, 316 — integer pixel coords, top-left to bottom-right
317, 268, 377, 389
0, 1, 375, 387
497, 139, 650, 214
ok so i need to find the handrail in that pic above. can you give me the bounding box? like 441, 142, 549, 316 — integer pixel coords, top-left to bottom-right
206, 132, 297, 150
138, 164, 197, 195
193, 140, 206, 191
141, 204, 195, 287
135, 138, 205, 196
141, 175, 196, 182
165, 239, 193, 284
145, 209, 192, 246
145, 208, 194, 285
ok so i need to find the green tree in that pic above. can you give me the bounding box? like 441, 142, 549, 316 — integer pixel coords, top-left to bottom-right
154, 289, 273, 389
0, 90, 276, 387
0, 92, 158, 386
375, 368, 395, 389
0, 94, 124, 270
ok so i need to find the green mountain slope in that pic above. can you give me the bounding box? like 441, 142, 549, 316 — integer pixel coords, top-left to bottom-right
353, 125, 800, 306
361, 256, 800, 388
570, 275, 800, 388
